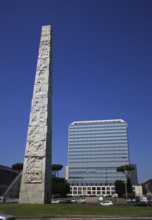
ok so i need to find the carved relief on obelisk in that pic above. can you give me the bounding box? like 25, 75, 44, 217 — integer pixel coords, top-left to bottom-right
19, 25, 52, 204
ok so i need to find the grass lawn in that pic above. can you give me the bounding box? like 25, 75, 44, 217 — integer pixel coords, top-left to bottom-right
0, 204, 152, 217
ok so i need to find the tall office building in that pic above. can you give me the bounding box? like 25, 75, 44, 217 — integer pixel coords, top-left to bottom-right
68, 119, 130, 189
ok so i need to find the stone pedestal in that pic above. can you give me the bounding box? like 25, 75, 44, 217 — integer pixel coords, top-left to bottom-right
19, 25, 52, 204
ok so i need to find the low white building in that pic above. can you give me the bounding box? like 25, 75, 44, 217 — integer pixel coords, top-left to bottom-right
69, 185, 143, 197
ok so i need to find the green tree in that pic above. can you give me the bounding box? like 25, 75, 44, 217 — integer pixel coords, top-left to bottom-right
52, 164, 63, 179
52, 177, 70, 197
51, 164, 69, 197
116, 164, 135, 179
116, 164, 135, 194
12, 163, 23, 172
115, 180, 125, 197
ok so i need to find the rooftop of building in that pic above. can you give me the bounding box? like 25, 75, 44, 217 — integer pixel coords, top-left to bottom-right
0, 164, 18, 173
71, 119, 126, 125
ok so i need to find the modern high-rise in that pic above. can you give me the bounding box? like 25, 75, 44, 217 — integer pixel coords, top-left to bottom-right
68, 119, 130, 189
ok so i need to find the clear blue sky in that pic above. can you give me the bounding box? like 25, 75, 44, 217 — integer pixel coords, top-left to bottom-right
0, 0, 152, 184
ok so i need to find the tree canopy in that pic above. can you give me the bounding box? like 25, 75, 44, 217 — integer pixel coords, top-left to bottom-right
12, 163, 23, 172
52, 164, 63, 179
116, 164, 135, 179
116, 164, 135, 195
51, 164, 70, 197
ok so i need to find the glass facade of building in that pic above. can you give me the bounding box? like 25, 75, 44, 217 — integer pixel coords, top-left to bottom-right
0, 165, 18, 196
68, 119, 130, 186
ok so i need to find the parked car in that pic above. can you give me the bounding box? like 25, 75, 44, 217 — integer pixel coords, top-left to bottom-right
59, 199, 72, 204
134, 195, 152, 207
80, 197, 87, 204
71, 199, 77, 203
100, 200, 113, 206
51, 199, 61, 204
134, 201, 151, 207
0, 213, 16, 220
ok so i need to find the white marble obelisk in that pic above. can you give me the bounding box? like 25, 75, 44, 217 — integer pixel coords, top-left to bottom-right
19, 25, 52, 204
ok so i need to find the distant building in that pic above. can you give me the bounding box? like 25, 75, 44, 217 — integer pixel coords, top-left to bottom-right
65, 165, 69, 181
0, 165, 18, 196
142, 179, 152, 195
68, 119, 139, 196
132, 185, 143, 196
130, 164, 138, 185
